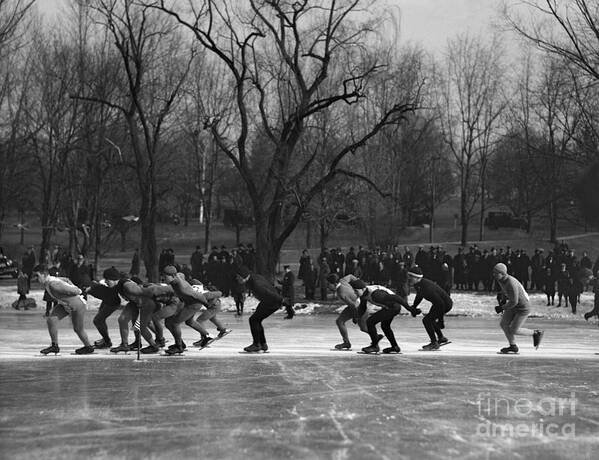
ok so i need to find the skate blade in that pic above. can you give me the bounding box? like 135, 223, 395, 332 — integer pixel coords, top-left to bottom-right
439, 341, 452, 346
330, 348, 352, 351
161, 353, 186, 356
238, 350, 269, 354
357, 351, 381, 355
497, 351, 519, 355
36, 353, 61, 357
418, 348, 440, 352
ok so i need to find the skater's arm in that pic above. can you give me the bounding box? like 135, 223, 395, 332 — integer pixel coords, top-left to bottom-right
47, 279, 82, 298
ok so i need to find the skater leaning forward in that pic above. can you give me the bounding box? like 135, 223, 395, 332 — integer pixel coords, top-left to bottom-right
235, 265, 293, 353
493, 263, 544, 354
351, 280, 421, 354
327, 273, 366, 350
407, 266, 451, 351
33, 264, 95, 355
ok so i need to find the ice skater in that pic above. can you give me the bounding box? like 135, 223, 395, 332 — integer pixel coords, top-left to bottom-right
327, 274, 366, 350
492, 263, 544, 354
407, 266, 452, 351
87, 266, 122, 349
33, 264, 94, 355
235, 266, 292, 352
352, 282, 421, 354
160, 266, 225, 354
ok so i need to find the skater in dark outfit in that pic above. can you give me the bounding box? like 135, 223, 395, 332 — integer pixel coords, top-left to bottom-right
109, 277, 145, 353
236, 266, 292, 352
493, 263, 544, 354
407, 266, 452, 350
353, 283, 421, 354
584, 275, 599, 324
328, 274, 365, 350
87, 267, 122, 349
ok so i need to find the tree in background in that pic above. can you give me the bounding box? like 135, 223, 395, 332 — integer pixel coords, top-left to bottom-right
149, 0, 422, 277
435, 34, 506, 246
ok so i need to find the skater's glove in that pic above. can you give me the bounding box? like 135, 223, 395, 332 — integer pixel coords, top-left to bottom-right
495, 305, 504, 314
411, 308, 422, 317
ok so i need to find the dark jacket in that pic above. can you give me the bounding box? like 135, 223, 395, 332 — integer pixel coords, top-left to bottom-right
412, 278, 453, 310
247, 273, 283, 305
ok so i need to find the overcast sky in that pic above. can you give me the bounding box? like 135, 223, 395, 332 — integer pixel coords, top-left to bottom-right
37, 0, 512, 55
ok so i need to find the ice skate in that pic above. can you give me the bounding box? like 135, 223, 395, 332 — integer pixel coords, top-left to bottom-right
498, 344, 519, 354
261, 343, 269, 352
193, 336, 214, 348
438, 337, 451, 346
164, 345, 185, 355
420, 342, 440, 351
533, 330, 544, 349
333, 342, 352, 350
361, 344, 380, 354
217, 328, 232, 339
382, 346, 401, 354
140, 344, 160, 354
110, 343, 130, 354
40, 344, 60, 355
75, 345, 95, 355
155, 337, 166, 348
243, 343, 262, 353
94, 339, 112, 349
168, 341, 187, 351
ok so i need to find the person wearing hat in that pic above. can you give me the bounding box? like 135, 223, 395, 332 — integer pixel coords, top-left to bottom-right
327, 274, 366, 350
353, 281, 421, 354
86, 266, 123, 349
161, 266, 226, 354
235, 266, 292, 352
278, 265, 295, 319
493, 262, 543, 354
33, 264, 94, 355
407, 266, 452, 351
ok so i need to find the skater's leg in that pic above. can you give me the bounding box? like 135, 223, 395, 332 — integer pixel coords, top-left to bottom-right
366, 310, 385, 345
70, 308, 92, 347
336, 307, 353, 344
139, 301, 157, 346
93, 302, 119, 343
249, 301, 279, 345
379, 312, 399, 349
46, 315, 60, 344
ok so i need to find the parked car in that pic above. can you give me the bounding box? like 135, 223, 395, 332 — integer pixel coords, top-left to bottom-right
0, 255, 18, 278
484, 211, 527, 230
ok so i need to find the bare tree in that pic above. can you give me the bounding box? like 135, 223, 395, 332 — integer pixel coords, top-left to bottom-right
435, 34, 506, 246
148, 0, 422, 277
76, 0, 195, 281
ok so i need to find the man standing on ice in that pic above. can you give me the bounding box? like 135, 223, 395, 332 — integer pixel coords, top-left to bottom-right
407, 266, 452, 350
493, 262, 544, 354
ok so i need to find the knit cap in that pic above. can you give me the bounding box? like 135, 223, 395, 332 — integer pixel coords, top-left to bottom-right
408, 266, 423, 279
163, 265, 177, 276
236, 265, 251, 278
349, 279, 367, 290
103, 266, 121, 280
493, 263, 508, 275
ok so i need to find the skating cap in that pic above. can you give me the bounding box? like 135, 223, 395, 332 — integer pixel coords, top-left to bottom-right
103, 266, 121, 280
236, 265, 251, 278
163, 265, 177, 276
326, 274, 339, 285
407, 266, 423, 279
349, 279, 367, 290
493, 263, 508, 275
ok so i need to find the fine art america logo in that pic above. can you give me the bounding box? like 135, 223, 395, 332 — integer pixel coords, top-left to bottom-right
475, 392, 577, 438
